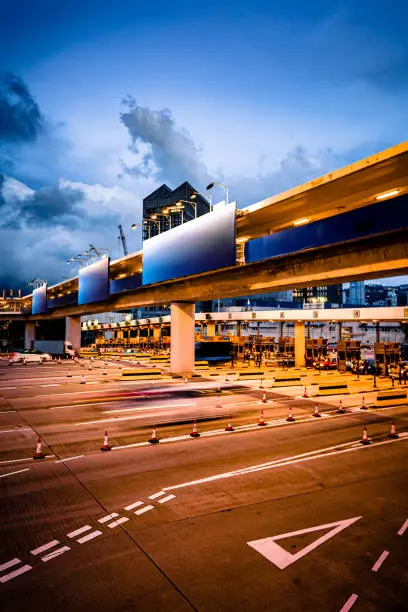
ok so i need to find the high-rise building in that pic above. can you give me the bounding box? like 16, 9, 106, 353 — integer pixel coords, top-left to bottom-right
349, 281, 365, 305
293, 284, 342, 307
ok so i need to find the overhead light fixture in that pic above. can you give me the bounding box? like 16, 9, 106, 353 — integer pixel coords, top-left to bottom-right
375, 189, 400, 200
293, 217, 310, 226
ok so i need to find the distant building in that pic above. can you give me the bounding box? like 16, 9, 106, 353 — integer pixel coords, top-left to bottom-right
349, 281, 365, 305
293, 284, 342, 308
365, 284, 388, 306
397, 284, 408, 306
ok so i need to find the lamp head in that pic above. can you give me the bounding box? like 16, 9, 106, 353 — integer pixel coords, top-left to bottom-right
206, 182, 215, 190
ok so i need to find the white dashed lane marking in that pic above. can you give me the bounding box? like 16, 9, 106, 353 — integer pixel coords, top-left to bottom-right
339, 593, 358, 612
148, 491, 166, 500
135, 505, 154, 515
371, 550, 390, 573
0, 468, 30, 479
123, 501, 143, 511
0, 558, 21, 572
41, 546, 71, 563
107, 517, 129, 528
158, 494, 176, 504
30, 540, 60, 556
67, 525, 92, 539
98, 513, 119, 523
77, 530, 103, 544
397, 518, 408, 536
0, 564, 32, 583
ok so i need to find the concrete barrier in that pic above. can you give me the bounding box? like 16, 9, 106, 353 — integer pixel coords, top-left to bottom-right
272, 375, 302, 387
238, 370, 265, 380
122, 368, 162, 380
194, 361, 209, 370
374, 389, 408, 408
318, 382, 349, 395
150, 356, 170, 363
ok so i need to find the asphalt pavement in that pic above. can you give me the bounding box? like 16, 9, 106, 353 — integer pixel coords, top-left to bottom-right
1, 359, 407, 611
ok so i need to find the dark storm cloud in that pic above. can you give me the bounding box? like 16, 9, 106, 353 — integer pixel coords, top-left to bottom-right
119, 97, 211, 186
0, 71, 44, 143
2, 184, 85, 230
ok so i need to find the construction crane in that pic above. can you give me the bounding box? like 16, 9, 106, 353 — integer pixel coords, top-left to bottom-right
118, 224, 128, 256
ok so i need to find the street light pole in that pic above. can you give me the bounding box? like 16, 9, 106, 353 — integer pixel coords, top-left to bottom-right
206, 182, 229, 205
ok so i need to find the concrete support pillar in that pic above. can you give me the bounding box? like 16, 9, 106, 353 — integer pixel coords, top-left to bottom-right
279, 321, 284, 339
24, 322, 36, 350
376, 321, 380, 343
338, 321, 342, 341
307, 322, 311, 339
207, 322, 216, 337
65, 316, 81, 356
237, 321, 241, 337
294, 321, 306, 368
171, 302, 195, 375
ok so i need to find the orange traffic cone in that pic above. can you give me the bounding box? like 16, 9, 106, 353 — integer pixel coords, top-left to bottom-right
286, 407, 295, 422
67, 370, 72, 378
388, 422, 399, 439
312, 404, 321, 418
259, 378, 264, 389
337, 400, 345, 414
360, 426, 371, 445
88, 363, 92, 370
80, 374, 85, 384
101, 430, 111, 451
23, 357, 27, 366
361, 396, 367, 410
225, 415, 234, 432
303, 386, 308, 398
148, 426, 159, 444
33, 436, 45, 460
224, 375, 229, 382
190, 419, 200, 438
261, 391, 267, 404
258, 409, 266, 426
58, 356, 61, 364
102, 364, 107, 375
184, 377, 188, 384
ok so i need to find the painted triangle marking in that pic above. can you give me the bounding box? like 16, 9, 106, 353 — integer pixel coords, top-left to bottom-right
247, 516, 361, 570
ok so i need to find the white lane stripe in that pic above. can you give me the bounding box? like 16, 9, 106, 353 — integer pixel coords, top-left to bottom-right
55, 455, 84, 463
124, 501, 143, 511
339, 593, 358, 612
41, 546, 71, 562
148, 491, 166, 500
158, 494, 176, 504
0, 410, 17, 414
0, 428, 32, 434
0, 468, 30, 479
31, 540, 60, 555
107, 517, 129, 528
98, 512, 119, 523
0, 557, 21, 572
135, 505, 154, 515
67, 525, 92, 538
397, 518, 408, 536
41, 384, 60, 387
36, 388, 124, 398
371, 550, 390, 572
0, 564, 32, 583
103, 402, 196, 414
0, 387, 17, 390
77, 530, 103, 544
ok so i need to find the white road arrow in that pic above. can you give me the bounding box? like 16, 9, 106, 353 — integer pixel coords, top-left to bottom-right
247, 516, 361, 570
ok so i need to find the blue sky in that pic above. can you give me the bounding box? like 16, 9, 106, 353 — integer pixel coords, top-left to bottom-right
0, 0, 407, 288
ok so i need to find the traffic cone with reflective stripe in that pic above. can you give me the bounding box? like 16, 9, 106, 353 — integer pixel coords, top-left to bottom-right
286, 407, 295, 422
258, 409, 266, 426
388, 422, 399, 439
88, 362, 92, 370
261, 391, 268, 404
259, 378, 264, 389
360, 426, 371, 445
312, 404, 321, 418
184, 377, 188, 384
337, 400, 345, 414
102, 363, 107, 375
361, 396, 367, 410
148, 426, 159, 444
101, 430, 111, 451
80, 374, 85, 384
33, 436, 45, 460
67, 370, 72, 377
225, 415, 234, 432
303, 386, 308, 398
190, 419, 200, 437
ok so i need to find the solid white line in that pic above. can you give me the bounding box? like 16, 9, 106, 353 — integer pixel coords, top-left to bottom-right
0, 410, 17, 414
0, 428, 31, 434
339, 593, 358, 612
41, 384, 60, 387
371, 550, 390, 572
112, 441, 149, 450
41, 546, 71, 562
0, 564, 32, 583
135, 505, 154, 515
98, 512, 119, 523
67, 525, 92, 538
148, 491, 166, 500
55, 455, 84, 463
158, 494, 176, 504
124, 501, 143, 511
103, 402, 196, 414
397, 518, 408, 536
30, 540, 60, 555
0, 557, 21, 572
107, 517, 129, 528
0, 468, 30, 479
0, 387, 17, 390
77, 530, 103, 544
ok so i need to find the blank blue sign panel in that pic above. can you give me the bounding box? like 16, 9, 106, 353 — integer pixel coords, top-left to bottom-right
142, 203, 236, 285
32, 284, 47, 314
78, 258, 110, 305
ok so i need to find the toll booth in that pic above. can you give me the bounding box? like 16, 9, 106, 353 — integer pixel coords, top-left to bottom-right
305, 338, 327, 367
337, 340, 361, 371
374, 342, 400, 375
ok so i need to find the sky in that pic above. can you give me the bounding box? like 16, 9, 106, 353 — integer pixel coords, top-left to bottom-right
0, 0, 407, 290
